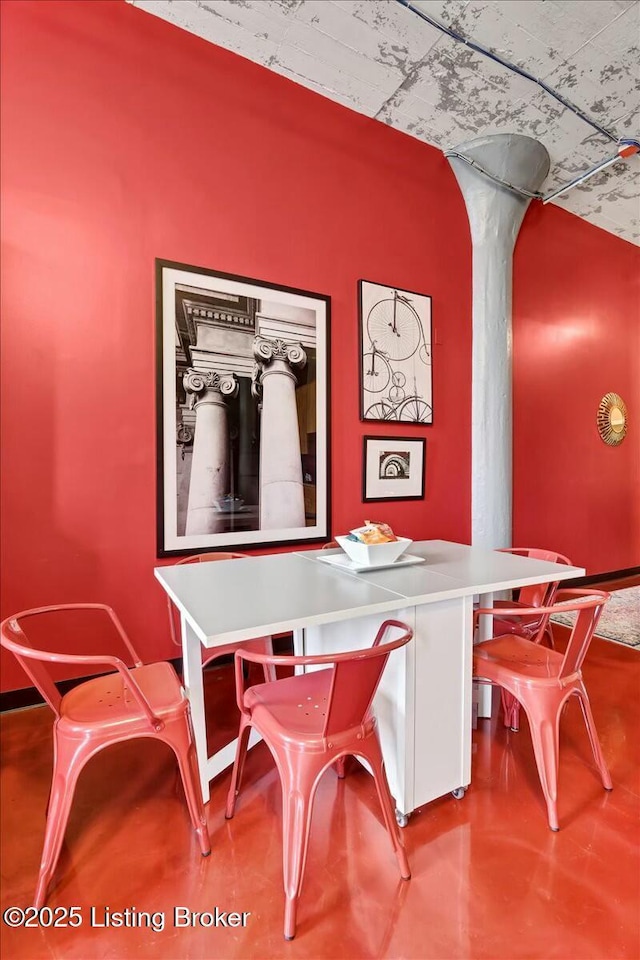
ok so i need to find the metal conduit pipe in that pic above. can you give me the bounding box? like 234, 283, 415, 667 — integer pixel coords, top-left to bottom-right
397, 0, 640, 203
445, 139, 640, 205
395, 0, 618, 143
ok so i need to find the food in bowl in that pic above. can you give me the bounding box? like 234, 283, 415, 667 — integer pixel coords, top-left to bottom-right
350, 520, 398, 544
335, 533, 412, 567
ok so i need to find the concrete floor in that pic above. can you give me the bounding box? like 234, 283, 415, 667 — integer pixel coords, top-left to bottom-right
1, 627, 639, 959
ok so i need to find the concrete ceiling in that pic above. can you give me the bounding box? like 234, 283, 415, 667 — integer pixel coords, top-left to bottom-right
129, 0, 640, 244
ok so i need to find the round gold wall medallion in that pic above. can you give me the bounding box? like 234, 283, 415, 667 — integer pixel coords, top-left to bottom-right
597, 392, 628, 445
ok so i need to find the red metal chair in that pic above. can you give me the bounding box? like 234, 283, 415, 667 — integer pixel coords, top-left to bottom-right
491, 548, 573, 730
493, 548, 574, 646
0, 604, 211, 909
225, 619, 413, 940
167, 552, 274, 680
474, 589, 612, 831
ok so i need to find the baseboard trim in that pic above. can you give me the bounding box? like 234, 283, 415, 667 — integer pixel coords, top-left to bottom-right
561, 566, 640, 588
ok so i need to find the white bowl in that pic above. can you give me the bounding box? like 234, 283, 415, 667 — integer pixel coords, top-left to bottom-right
335, 535, 412, 567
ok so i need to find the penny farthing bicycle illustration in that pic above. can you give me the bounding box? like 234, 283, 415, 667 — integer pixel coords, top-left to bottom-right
361, 286, 432, 423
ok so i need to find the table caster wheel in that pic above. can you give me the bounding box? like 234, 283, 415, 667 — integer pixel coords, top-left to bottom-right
451, 787, 466, 800
395, 808, 409, 828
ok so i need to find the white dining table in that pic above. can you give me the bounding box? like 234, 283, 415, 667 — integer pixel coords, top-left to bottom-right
154, 540, 583, 820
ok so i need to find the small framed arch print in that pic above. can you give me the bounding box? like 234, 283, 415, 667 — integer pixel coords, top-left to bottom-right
363, 435, 426, 502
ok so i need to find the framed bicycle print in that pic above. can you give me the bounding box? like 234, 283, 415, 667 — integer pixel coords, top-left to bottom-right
156, 259, 330, 556
359, 280, 432, 423
362, 435, 426, 502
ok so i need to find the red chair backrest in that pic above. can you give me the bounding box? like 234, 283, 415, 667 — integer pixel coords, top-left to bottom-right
1, 616, 64, 715
554, 589, 610, 680
0, 604, 140, 718
499, 548, 573, 607
478, 589, 610, 681
321, 620, 412, 738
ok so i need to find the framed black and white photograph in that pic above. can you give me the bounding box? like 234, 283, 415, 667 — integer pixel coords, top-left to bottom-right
359, 280, 432, 423
156, 259, 330, 555
363, 435, 426, 502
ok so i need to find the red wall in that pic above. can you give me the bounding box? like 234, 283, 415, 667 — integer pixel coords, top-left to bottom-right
0, 0, 472, 691
513, 205, 640, 572
1, 1, 637, 692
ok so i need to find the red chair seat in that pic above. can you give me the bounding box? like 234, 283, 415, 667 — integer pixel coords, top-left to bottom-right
246, 669, 377, 748
490, 548, 574, 730
246, 670, 332, 738
476, 634, 566, 674
59, 661, 187, 733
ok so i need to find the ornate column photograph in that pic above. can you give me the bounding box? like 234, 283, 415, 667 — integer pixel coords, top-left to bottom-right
156, 260, 330, 555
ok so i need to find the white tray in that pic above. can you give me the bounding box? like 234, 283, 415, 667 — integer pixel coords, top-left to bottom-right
318, 552, 426, 574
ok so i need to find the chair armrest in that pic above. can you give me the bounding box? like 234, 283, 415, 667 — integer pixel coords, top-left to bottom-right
2, 605, 160, 730
93, 603, 144, 667
4, 602, 143, 666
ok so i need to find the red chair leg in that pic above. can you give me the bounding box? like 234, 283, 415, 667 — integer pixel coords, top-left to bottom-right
363, 737, 410, 880
248, 636, 277, 683
334, 756, 347, 779
163, 720, 211, 856
576, 685, 613, 790
501, 689, 521, 731
225, 717, 252, 819
34, 735, 91, 909
542, 623, 555, 649
280, 764, 318, 940
524, 700, 562, 831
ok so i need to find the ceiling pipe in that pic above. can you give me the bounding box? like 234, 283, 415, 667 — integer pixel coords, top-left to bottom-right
543, 138, 640, 204
395, 0, 618, 144
446, 134, 550, 551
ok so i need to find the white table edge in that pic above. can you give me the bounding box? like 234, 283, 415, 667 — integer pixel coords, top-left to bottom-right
155, 559, 585, 647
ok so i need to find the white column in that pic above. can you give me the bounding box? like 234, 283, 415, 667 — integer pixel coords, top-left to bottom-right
253, 337, 306, 530
183, 369, 239, 535
446, 134, 550, 549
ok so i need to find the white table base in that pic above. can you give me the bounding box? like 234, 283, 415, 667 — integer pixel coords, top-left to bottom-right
303, 594, 474, 820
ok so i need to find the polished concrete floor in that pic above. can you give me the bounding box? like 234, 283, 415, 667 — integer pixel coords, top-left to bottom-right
1, 632, 639, 960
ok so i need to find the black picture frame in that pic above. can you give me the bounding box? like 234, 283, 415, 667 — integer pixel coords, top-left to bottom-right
359, 279, 433, 424
362, 435, 426, 502
156, 259, 331, 556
